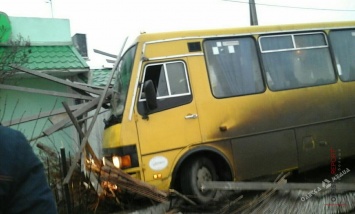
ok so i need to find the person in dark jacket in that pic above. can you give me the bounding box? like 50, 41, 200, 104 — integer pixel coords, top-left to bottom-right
0, 125, 57, 214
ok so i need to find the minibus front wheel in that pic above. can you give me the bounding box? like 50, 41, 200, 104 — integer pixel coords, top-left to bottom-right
180, 156, 217, 204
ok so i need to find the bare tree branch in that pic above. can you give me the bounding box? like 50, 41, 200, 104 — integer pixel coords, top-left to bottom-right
0, 34, 31, 83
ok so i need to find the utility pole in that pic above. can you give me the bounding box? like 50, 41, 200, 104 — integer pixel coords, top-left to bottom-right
46, 0, 54, 18
249, 0, 258, 26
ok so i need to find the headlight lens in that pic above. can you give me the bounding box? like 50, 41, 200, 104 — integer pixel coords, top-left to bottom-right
112, 156, 121, 168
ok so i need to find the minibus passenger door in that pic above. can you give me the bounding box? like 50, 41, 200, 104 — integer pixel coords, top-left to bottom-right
135, 60, 201, 156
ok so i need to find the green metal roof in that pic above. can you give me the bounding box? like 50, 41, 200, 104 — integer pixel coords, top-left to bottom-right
0, 45, 89, 72
25, 46, 89, 70
91, 68, 115, 86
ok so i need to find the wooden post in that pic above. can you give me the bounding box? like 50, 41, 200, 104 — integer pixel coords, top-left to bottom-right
60, 147, 72, 214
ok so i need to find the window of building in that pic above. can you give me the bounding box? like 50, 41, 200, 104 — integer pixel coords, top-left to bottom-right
204, 37, 264, 98
259, 32, 336, 91
329, 29, 355, 82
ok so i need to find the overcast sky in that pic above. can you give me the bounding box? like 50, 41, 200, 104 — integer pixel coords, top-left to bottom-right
1, 0, 355, 68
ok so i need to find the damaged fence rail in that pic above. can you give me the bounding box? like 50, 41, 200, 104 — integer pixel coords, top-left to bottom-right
201, 181, 355, 192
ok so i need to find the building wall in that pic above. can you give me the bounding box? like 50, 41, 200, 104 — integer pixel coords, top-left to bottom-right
9, 16, 72, 45
0, 77, 79, 155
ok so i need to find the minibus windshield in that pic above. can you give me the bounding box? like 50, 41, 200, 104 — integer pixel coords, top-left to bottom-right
110, 45, 137, 120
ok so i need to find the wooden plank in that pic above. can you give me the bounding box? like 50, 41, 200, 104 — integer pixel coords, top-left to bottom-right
106, 59, 116, 63
27, 109, 109, 142
93, 49, 117, 58
62, 101, 101, 165
101, 164, 168, 197
43, 97, 101, 136
89, 162, 168, 203
9, 65, 102, 95
0, 84, 94, 100
62, 102, 105, 196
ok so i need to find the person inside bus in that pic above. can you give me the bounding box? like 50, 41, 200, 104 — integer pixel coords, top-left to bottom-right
0, 124, 57, 214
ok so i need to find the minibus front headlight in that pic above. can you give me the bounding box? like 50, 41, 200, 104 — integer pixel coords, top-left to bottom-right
112, 156, 121, 168
103, 155, 132, 169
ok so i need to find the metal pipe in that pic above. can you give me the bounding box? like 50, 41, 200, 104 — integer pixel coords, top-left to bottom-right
201, 181, 355, 191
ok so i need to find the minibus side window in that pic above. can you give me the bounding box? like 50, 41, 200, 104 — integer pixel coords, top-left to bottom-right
137, 61, 192, 114
329, 29, 355, 82
204, 37, 264, 98
259, 32, 336, 91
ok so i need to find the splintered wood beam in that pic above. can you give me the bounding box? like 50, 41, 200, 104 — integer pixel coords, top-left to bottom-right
94, 162, 169, 202
62, 101, 101, 165
2, 102, 87, 126
9, 65, 103, 95
0, 84, 95, 100
63, 37, 128, 185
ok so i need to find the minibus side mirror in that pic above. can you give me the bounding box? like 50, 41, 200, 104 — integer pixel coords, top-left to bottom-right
143, 80, 158, 113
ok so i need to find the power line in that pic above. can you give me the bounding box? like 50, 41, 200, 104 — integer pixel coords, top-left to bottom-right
223, 0, 355, 12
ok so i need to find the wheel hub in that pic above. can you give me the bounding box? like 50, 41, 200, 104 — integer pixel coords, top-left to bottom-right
196, 166, 212, 190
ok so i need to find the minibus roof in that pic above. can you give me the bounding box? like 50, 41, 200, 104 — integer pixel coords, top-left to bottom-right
133, 20, 355, 43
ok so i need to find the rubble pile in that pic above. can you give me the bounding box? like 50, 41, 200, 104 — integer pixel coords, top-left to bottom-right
247, 190, 355, 214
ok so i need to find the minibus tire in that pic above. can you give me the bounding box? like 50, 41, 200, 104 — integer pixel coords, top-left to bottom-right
180, 157, 217, 204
